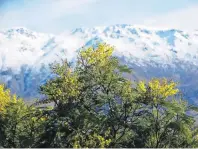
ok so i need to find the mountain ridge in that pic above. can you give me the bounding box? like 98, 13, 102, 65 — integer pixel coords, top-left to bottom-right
1, 24, 198, 103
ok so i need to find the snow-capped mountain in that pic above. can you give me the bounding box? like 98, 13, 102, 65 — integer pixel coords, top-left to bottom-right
1, 24, 198, 103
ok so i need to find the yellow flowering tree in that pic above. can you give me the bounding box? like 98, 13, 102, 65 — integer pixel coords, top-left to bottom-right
0, 84, 46, 148
135, 78, 198, 148
0, 84, 12, 112
37, 43, 136, 148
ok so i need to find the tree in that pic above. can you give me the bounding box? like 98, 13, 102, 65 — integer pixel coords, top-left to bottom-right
135, 79, 198, 147
38, 43, 198, 148
1, 43, 198, 148
0, 85, 46, 148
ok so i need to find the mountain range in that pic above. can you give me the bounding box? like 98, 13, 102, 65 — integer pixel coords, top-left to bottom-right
1, 24, 198, 104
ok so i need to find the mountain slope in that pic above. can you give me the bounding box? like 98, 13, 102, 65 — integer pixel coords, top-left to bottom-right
1, 25, 198, 103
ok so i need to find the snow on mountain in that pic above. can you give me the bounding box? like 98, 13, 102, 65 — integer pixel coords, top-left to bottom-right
1, 25, 198, 70
1, 24, 198, 103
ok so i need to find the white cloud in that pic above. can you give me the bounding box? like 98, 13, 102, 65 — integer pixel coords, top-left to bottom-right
142, 5, 198, 31
1, 0, 197, 33
32, 0, 97, 19
0, 0, 97, 32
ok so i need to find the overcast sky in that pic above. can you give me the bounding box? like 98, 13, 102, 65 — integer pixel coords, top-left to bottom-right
0, 0, 198, 33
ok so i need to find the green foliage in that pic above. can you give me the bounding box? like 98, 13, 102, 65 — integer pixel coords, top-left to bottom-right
0, 88, 47, 147
135, 79, 197, 147
1, 43, 198, 148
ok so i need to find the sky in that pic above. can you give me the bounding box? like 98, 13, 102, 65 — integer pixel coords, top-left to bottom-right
0, 0, 198, 34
